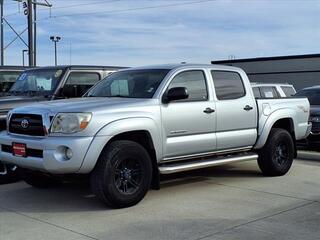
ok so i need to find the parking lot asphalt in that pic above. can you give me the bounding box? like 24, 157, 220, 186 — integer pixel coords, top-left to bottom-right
0, 152, 319, 240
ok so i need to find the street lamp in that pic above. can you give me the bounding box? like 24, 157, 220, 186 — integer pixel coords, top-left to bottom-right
50, 36, 61, 66
22, 49, 28, 67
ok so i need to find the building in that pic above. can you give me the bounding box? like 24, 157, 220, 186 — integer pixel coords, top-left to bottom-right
211, 54, 320, 90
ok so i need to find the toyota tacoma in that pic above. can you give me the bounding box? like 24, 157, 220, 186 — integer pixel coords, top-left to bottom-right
0, 64, 311, 208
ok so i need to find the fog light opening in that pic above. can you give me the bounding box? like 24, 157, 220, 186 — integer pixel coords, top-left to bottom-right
65, 147, 73, 160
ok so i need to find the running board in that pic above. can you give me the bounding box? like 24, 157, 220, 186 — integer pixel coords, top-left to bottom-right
159, 153, 258, 174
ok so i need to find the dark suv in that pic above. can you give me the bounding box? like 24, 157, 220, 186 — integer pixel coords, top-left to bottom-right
295, 86, 320, 148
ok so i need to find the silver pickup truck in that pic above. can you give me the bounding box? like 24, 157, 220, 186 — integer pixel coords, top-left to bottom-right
0, 64, 311, 208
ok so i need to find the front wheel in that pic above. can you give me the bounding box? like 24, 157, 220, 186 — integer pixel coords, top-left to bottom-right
0, 163, 20, 184
90, 140, 152, 208
258, 128, 294, 176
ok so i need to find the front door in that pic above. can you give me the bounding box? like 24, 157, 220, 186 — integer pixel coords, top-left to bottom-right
161, 70, 216, 159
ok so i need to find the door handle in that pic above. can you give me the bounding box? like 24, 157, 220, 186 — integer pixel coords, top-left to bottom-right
203, 107, 215, 114
243, 105, 253, 111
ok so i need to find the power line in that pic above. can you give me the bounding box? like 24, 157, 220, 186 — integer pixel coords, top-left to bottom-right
42, 0, 216, 19
40, 0, 121, 11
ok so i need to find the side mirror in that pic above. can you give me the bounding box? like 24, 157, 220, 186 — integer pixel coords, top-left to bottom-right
163, 87, 189, 103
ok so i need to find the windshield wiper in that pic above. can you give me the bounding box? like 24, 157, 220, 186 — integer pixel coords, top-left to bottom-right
107, 95, 130, 98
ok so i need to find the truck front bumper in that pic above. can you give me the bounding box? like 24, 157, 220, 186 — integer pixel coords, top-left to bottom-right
0, 132, 100, 174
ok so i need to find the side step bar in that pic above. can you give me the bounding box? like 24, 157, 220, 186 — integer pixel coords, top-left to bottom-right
159, 153, 258, 174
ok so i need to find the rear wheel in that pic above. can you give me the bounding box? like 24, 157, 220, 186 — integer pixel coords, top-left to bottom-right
91, 140, 152, 208
258, 128, 294, 176
21, 169, 59, 188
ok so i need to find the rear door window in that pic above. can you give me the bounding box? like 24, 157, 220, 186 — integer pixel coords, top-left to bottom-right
211, 71, 245, 100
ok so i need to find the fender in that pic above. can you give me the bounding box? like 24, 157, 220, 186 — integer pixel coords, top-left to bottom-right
254, 108, 297, 149
78, 117, 162, 173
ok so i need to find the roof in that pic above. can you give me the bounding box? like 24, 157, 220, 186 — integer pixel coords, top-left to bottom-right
128, 63, 242, 72
24, 65, 127, 71
211, 53, 320, 64
0, 66, 31, 70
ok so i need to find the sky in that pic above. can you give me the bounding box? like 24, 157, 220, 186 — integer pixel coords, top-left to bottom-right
2, 0, 320, 67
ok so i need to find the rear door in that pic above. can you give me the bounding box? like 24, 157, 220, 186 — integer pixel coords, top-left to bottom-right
211, 70, 257, 150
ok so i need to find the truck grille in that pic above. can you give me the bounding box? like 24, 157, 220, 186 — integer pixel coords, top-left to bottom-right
9, 113, 45, 136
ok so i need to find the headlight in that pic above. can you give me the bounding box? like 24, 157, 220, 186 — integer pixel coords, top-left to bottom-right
309, 116, 320, 122
50, 113, 92, 134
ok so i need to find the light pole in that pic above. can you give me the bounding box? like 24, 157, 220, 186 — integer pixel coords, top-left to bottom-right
22, 49, 28, 66
50, 36, 61, 66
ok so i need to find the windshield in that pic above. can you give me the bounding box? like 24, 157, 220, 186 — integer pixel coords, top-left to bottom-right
0, 71, 21, 92
295, 89, 320, 105
9, 69, 65, 96
86, 69, 170, 98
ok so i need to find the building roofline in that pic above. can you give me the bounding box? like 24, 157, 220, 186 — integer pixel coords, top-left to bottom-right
211, 53, 320, 64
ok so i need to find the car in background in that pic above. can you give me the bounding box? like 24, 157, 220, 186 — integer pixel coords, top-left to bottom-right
295, 86, 320, 149
0, 66, 29, 93
0, 65, 125, 184
251, 83, 296, 98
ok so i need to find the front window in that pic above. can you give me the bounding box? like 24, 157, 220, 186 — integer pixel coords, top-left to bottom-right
295, 89, 320, 105
9, 69, 65, 96
0, 71, 21, 92
86, 69, 170, 98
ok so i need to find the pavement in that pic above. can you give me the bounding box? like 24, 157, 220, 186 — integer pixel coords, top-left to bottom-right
0, 152, 319, 240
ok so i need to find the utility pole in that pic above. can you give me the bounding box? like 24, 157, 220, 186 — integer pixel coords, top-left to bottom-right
13, 0, 52, 67
27, 0, 34, 66
33, 1, 36, 66
0, 0, 4, 66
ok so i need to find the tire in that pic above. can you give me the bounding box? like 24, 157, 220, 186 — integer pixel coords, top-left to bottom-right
258, 128, 294, 176
21, 169, 59, 188
0, 164, 20, 185
91, 140, 152, 208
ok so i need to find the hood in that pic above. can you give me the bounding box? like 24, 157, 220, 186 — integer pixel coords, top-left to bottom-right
10, 97, 157, 115
0, 95, 46, 113
310, 105, 320, 116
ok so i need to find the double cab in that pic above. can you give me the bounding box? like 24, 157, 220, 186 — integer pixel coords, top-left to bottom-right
0, 64, 311, 207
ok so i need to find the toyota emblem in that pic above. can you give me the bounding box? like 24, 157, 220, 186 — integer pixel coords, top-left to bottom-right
21, 119, 29, 129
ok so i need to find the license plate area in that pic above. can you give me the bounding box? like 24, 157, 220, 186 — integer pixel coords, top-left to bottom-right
12, 143, 26, 157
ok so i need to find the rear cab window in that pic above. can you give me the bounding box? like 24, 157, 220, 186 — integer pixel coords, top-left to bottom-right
281, 86, 296, 97
210, 71, 245, 100
252, 87, 261, 98
259, 86, 279, 98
